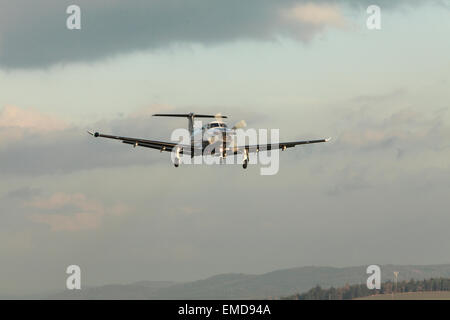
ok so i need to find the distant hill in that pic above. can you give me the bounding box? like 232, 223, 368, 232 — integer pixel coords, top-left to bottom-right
50, 281, 176, 299
49, 264, 450, 299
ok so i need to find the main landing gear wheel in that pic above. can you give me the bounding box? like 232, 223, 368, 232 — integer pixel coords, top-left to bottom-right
243, 160, 248, 169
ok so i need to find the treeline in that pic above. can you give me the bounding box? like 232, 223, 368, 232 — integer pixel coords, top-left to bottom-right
283, 278, 450, 300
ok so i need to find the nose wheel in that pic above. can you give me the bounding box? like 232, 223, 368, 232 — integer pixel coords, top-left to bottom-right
243, 159, 248, 169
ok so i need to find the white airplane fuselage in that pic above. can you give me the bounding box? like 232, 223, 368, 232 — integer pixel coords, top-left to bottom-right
191, 121, 235, 149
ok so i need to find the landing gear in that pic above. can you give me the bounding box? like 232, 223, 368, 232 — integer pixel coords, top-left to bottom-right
242, 149, 249, 169
219, 142, 227, 165
174, 147, 181, 168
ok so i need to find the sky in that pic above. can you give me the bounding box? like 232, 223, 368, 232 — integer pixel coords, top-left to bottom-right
0, 0, 449, 296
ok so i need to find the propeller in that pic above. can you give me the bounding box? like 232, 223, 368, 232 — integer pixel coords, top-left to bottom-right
214, 113, 226, 123
232, 120, 247, 130
214, 113, 246, 130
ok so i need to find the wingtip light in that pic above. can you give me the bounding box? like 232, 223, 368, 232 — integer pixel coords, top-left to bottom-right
87, 130, 100, 137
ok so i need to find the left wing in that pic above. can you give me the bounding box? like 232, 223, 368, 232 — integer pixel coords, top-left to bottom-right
229, 138, 331, 154
87, 131, 199, 154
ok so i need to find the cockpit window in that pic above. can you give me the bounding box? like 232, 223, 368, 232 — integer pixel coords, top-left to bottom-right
207, 122, 227, 129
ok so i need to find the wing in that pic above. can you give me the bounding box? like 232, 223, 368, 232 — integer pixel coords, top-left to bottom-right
229, 138, 331, 154
87, 131, 199, 154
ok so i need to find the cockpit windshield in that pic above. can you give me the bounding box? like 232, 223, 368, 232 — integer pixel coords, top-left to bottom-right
207, 122, 226, 129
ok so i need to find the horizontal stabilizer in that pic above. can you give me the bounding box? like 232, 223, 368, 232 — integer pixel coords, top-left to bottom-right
153, 113, 227, 119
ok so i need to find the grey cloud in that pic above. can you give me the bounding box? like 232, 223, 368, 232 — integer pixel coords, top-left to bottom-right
349, 88, 407, 106
0, 119, 164, 177
0, 0, 443, 68
4, 187, 42, 200
327, 87, 449, 152
313, 90, 450, 197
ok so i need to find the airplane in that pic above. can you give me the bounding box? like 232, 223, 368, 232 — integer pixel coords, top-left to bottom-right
88, 113, 331, 169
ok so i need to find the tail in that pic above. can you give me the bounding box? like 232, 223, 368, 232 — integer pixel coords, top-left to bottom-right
153, 113, 227, 135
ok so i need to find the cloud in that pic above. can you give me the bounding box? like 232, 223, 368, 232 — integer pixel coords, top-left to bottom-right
0, 104, 171, 176
282, 2, 346, 28
30, 212, 102, 232
5, 187, 42, 200
0, 105, 67, 131
337, 107, 447, 150
28, 192, 100, 211
277, 2, 348, 41
27, 192, 130, 231
0, 105, 68, 146
0, 0, 442, 69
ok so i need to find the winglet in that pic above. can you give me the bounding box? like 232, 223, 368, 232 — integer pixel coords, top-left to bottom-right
325, 137, 332, 142
87, 130, 100, 137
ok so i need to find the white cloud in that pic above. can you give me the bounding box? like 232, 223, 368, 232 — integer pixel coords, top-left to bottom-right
282, 2, 347, 28
0, 105, 68, 147
0, 105, 68, 131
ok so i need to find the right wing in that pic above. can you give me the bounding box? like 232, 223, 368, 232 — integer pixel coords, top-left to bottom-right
229, 138, 331, 154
